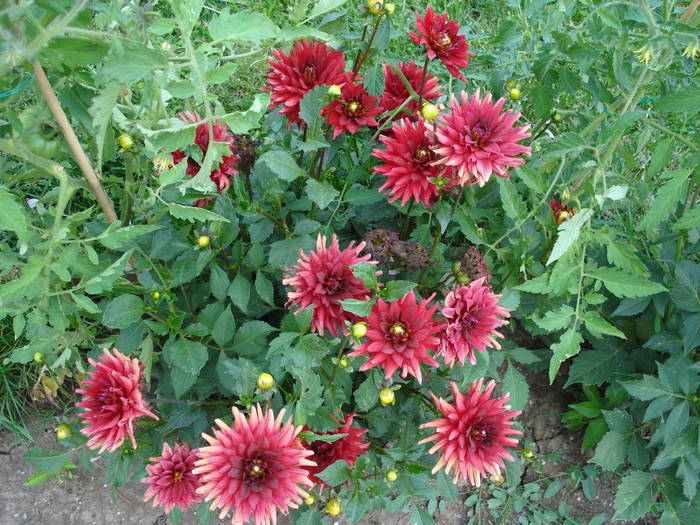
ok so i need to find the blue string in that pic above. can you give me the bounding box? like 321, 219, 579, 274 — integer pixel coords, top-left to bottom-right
639, 95, 661, 105
0, 75, 34, 99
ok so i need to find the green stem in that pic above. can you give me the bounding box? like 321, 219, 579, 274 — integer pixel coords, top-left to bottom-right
352, 15, 383, 79
416, 54, 430, 110
400, 201, 415, 240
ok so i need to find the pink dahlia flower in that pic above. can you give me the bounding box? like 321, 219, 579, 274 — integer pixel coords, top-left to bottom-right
419, 379, 522, 486
349, 290, 443, 383
283, 234, 379, 337
434, 90, 531, 187
142, 443, 203, 513
304, 414, 369, 488
265, 39, 347, 126
326, 80, 382, 138
438, 278, 510, 367
380, 61, 442, 120
409, 6, 473, 82
194, 405, 315, 525
76, 348, 157, 453
373, 118, 445, 207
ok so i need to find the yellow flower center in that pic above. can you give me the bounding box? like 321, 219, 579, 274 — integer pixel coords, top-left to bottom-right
347, 101, 362, 115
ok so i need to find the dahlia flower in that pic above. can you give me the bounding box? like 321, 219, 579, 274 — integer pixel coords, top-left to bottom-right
194, 405, 315, 525
142, 443, 203, 513
550, 199, 575, 224
283, 234, 379, 337
380, 61, 442, 120
373, 118, 444, 207
171, 111, 239, 194
438, 278, 510, 367
304, 414, 369, 487
409, 6, 473, 82
265, 39, 347, 126
349, 290, 443, 383
326, 80, 382, 137
76, 348, 157, 453
419, 380, 522, 486
434, 90, 531, 187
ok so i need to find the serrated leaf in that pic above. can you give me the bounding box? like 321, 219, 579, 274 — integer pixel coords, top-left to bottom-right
583, 311, 626, 339
590, 267, 667, 298
354, 375, 378, 411
382, 280, 417, 301
255, 272, 275, 305
167, 203, 229, 223
260, 149, 308, 182
654, 87, 700, 113
211, 306, 235, 347
102, 42, 167, 83
0, 185, 29, 243
515, 273, 550, 294
341, 298, 374, 317
102, 294, 144, 329
673, 207, 700, 232
606, 240, 648, 276
622, 375, 673, 401
164, 338, 208, 375
209, 10, 279, 42
613, 471, 655, 521
89, 84, 120, 170
640, 169, 690, 234
682, 313, 700, 353
547, 208, 592, 265
305, 179, 340, 209
670, 261, 700, 312
499, 177, 526, 220
502, 361, 529, 411
549, 328, 583, 383
23, 448, 73, 473
591, 430, 625, 470
97, 224, 161, 250
307, 0, 349, 19
228, 273, 251, 313
84, 250, 133, 294
612, 296, 651, 317
535, 305, 575, 332
298, 85, 329, 139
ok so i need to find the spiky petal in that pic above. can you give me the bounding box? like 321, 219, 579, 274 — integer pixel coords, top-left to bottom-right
434, 90, 531, 187
283, 234, 379, 337
419, 380, 522, 486
349, 290, 443, 383
194, 405, 315, 525
409, 6, 473, 81
380, 61, 442, 121
76, 348, 157, 453
142, 443, 203, 513
437, 278, 510, 367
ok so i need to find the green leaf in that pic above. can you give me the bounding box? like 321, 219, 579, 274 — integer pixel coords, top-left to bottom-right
97, 224, 161, 250
534, 305, 575, 332
647, 139, 673, 180
354, 375, 378, 411
546, 208, 592, 265
612, 296, 651, 317
307, 0, 349, 19
591, 430, 625, 470
673, 207, 700, 232
0, 185, 28, 242
228, 273, 251, 313
640, 169, 690, 234
211, 305, 235, 347
410, 502, 436, 525
221, 93, 270, 134
102, 294, 145, 329
543, 132, 587, 158
654, 87, 700, 113
590, 267, 667, 298
167, 202, 229, 223
23, 448, 73, 473
84, 250, 133, 294
364, 63, 385, 98
89, 83, 120, 169
498, 178, 526, 220
549, 328, 583, 383
683, 313, 700, 353
299, 85, 329, 138
23, 471, 51, 487
606, 240, 648, 276
316, 459, 351, 487
102, 42, 167, 83
622, 375, 673, 401
382, 280, 417, 301
602, 409, 634, 434
502, 361, 529, 411
670, 261, 700, 312
305, 179, 340, 209
515, 273, 550, 294
341, 298, 374, 317
209, 264, 230, 302
209, 10, 279, 42
613, 471, 655, 521
665, 400, 689, 438
147, 18, 176, 35
259, 150, 308, 182
255, 271, 275, 305
583, 311, 626, 339
216, 354, 257, 397
299, 431, 348, 443
164, 338, 208, 375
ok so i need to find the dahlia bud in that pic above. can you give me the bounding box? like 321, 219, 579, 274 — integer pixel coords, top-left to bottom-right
508, 88, 521, 100
523, 448, 534, 459
351, 322, 367, 339
557, 210, 572, 223
304, 494, 315, 505
451, 261, 461, 275
328, 84, 342, 98
257, 373, 275, 390
421, 102, 440, 120
385, 2, 395, 14
33, 352, 44, 364
56, 424, 72, 440
456, 272, 471, 285
561, 189, 570, 201
367, 0, 384, 15
490, 472, 505, 484
118, 134, 134, 150
326, 498, 342, 516
553, 112, 562, 122
339, 357, 350, 368
151, 291, 161, 301
196, 235, 211, 248
385, 469, 398, 482
379, 387, 395, 406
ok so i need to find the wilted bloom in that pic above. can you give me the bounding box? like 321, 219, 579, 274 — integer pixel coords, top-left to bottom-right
438, 278, 510, 367
76, 348, 157, 453
419, 380, 522, 485
459, 246, 492, 284
304, 414, 369, 487
362, 229, 400, 266
194, 405, 315, 525
373, 118, 445, 207
435, 90, 531, 187
142, 443, 202, 513
380, 61, 442, 120
682, 42, 700, 59
265, 39, 347, 126
409, 6, 473, 81
326, 80, 382, 137
349, 290, 443, 383
391, 240, 431, 272
171, 111, 240, 195
283, 234, 379, 337
550, 199, 575, 224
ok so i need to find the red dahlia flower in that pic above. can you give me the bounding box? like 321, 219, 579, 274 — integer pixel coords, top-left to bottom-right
304, 414, 369, 487
349, 290, 443, 383
76, 348, 157, 453
380, 61, 442, 120
265, 39, 347, 126
419, 380, 522, 486
283, 234, 379, 337
326, 80, 382, 138
194, 405, 315, 525
171, 111, 240, 195
409, 6, 473, 82
437, 278, 510, 367
434, 90, 531, 187
550, 199, 575, 224
142, 443, 203, 513
373, 118, 445, 207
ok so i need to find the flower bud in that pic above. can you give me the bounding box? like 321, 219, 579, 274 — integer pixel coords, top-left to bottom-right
151, 291, 161, 301
456, 273, 471, 285
328, 84, 342, 98
33, 352, 44, 364
553, 112, 562, 122
326, 498, 342, 516
351, 322, 367, 339
523, 448, 534, 459
385, 469, 398, 482
508, 88, 521, 100
451, 261, 462, 274
304, 494, 315, 505
379, 387, 395, 406
367, 0, 384, 15
118, 134, 134, 149
56, 424, 72, 440
421, 102, 440, 121
257, 373, 275, 390
196, 235, 211, 248
339, 357, 350, 368
385, 3, 395, 14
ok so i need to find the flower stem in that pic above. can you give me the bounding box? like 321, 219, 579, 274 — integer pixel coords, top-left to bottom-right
416, 54, 430, 110
352, 15, 383, 80
400, 201, 415, 240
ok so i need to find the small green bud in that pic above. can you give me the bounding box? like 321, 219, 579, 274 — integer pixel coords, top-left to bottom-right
257, 373, 275, 390
386, 469, 398, 482
379, 387, 395, 406
351, 322, 367, 338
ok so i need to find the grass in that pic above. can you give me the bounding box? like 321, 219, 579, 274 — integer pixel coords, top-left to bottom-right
0, 320, 35, 439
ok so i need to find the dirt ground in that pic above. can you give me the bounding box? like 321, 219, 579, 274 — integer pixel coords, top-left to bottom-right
0, 368, 643, 525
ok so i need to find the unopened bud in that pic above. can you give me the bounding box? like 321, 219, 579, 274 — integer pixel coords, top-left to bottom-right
328, 84, 342, 98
